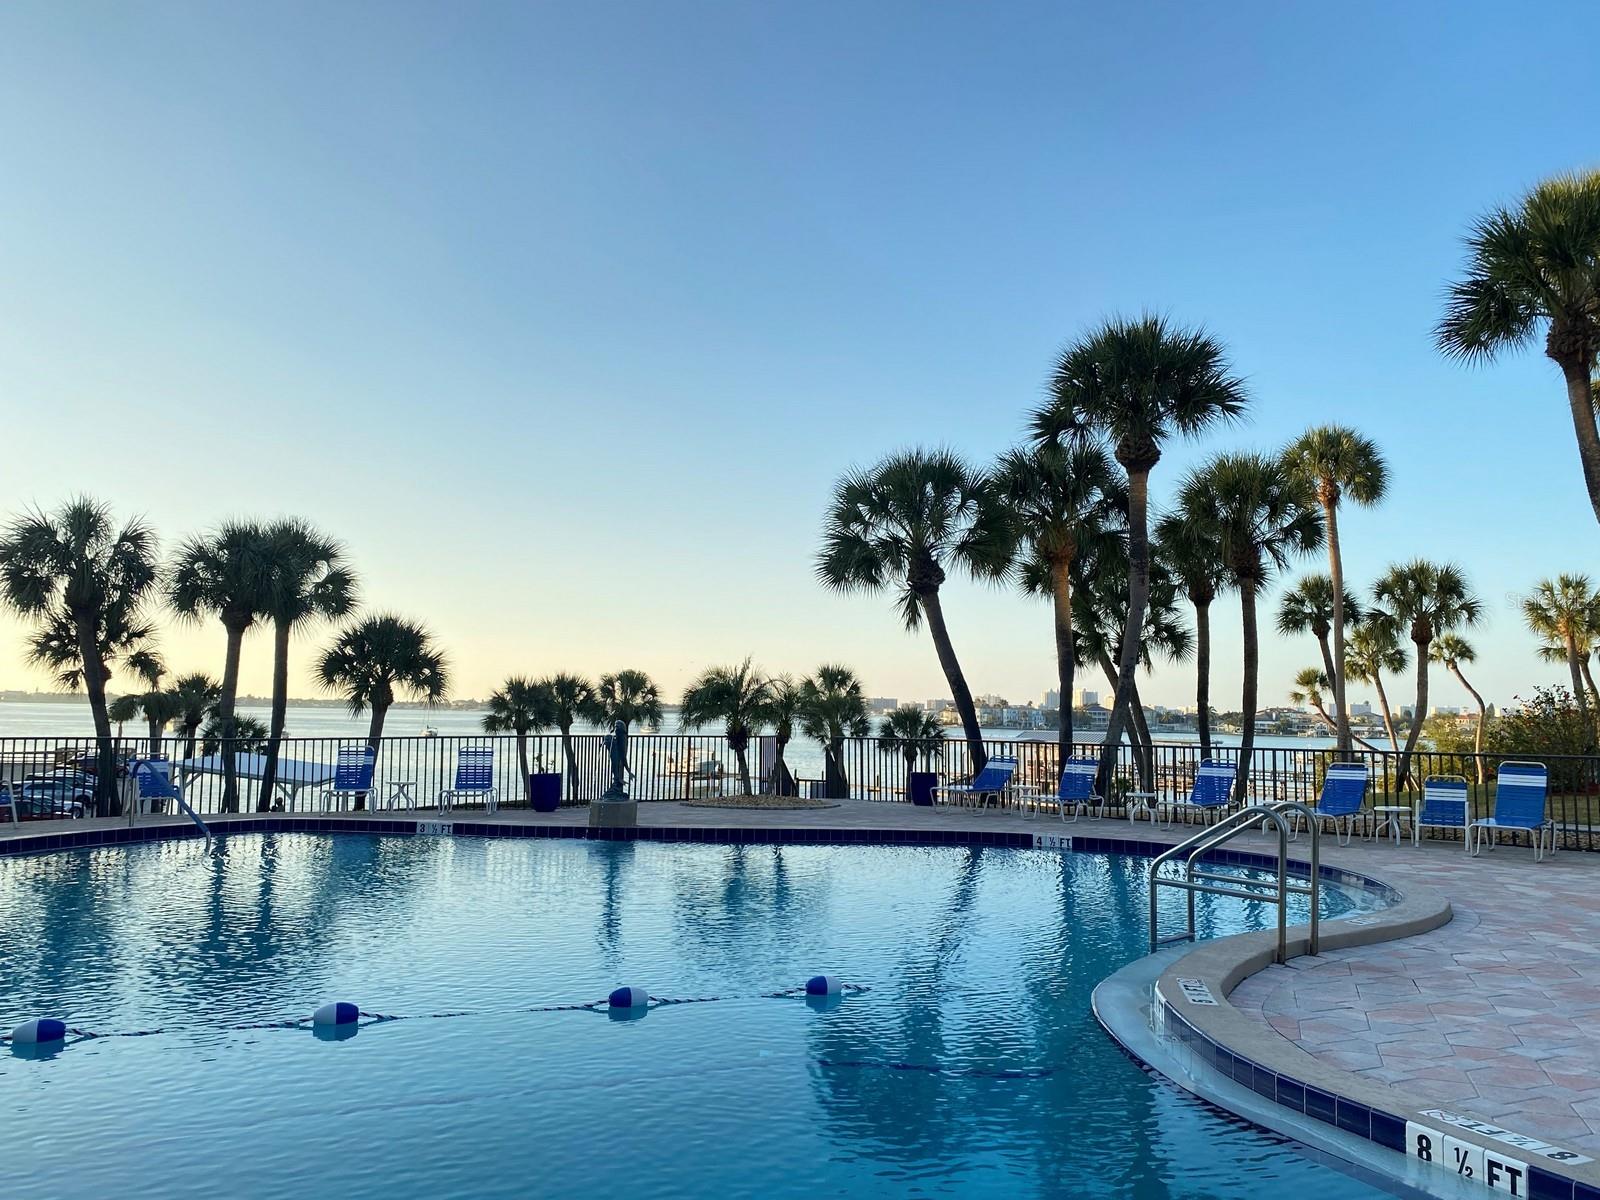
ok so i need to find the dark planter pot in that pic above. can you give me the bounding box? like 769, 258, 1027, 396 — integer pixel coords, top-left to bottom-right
528, 772, 562, 813
908, 771, 938, 807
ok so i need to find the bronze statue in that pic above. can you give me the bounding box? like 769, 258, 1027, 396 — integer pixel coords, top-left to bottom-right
601, 719, 630, 801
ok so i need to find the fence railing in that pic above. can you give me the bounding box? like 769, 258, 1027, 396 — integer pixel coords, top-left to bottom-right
4, 731, 1600, 851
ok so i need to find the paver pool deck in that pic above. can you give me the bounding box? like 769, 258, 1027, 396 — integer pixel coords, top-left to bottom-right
5, 798, 1597, 1158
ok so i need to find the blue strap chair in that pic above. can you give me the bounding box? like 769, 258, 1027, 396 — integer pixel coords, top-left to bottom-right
0, 782, 17, 825
1160, 760, 1238, 828
1415, 775, 1470, 851
1046, 757, 1103, 823
130, 758, 184, 815
319, 745, 378, 813
932, 756, 1018, 811
439, 746, 497, 814
1290, 762, 1368, 846
1469, 760, 1555, 861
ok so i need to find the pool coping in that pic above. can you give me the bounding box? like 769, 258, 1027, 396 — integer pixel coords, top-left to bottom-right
9, 811, 1588, 1198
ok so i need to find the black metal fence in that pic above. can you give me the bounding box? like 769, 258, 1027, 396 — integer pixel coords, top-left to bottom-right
5, 731, 1600, 851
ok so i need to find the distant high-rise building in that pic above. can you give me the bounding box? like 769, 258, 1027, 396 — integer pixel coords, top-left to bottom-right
867, 697, 898, 714
1350, 701, 1373, 717
1043, 689, 1061, 709
924, 698, 952, 713
1073, 688, 1100, 708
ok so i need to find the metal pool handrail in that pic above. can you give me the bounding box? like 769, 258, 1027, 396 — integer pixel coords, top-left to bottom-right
1148, 801, 1321, 964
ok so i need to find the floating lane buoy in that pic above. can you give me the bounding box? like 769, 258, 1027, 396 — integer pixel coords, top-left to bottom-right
607, 986, 649, 1010
312, 1002, 360, 1027
805, 975, 841, 997
10, 1018, 67, 1044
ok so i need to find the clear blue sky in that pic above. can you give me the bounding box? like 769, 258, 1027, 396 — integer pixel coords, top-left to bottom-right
0, 1, 1595, 711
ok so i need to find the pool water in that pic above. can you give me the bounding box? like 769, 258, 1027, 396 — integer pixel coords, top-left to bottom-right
0, 835, 1396, 1199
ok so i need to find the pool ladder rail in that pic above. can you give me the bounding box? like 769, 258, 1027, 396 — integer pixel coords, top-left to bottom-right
1147, 801, 1321, 965
126, 786, 215, 854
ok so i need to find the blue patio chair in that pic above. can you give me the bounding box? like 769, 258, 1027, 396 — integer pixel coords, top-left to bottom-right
0, 781, 17, 825
1415, 774, 1470, 851
931, 756, 1017, 811
438, 746, 496, 814
319, 745, 378, 813
1160, 760, 1238, 828
130, 758, 183, 816
1469, 760, 1555, 861
1289, 762, 1368, 846
1038, 757, 1103, 823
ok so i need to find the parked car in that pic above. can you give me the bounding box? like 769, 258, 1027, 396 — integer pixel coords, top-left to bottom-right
16, 772, 93, 819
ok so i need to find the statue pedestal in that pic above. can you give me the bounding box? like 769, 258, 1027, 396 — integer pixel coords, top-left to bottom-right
589, 800, 638, 829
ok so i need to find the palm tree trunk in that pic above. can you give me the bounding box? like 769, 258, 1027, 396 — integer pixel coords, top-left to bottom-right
1559, 356, 1600, 527
1316, 632, 1337, 695
1567, 635, 1592, 725
1099, 468, 1151, 790
147, 714, 163, 761
772, 734, 796, 796
559, 724, 579, 801
1195, 599, 1212, 759
516, 729, 531, 802
732, 733, 752, 795
1582, 657, 1600, 715
1398, 640, 1430, 789
1127, 679, 1155, 792
217, 622, 246, 813
182, 723, 199, 766
1324, 498, 1353, 755
1372, 670, 1400, 756
361, 705, 387, 810
919, 586, 986, 773
1448, 663, 1488, 786
1236, 580, 1259, 801
825, 736, 848, 799
76, 616, 118, 818
1051, 558, 1075, 763
257, 621, 291, 812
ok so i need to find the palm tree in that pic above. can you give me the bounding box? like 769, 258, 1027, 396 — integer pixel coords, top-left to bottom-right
798, 665, 870, 799
594, 669, 662, 732
1174, 453, 1323, 797
169, 672, 221, 764
0, 499, 163, 815
990, 440, 1123, 758
1069, 537, 1191, 790
118, 681, 185, 759
1346, 620, 1409, 755
679, 658, 772, 794
817, 448, 1012, 771
1431, 633, 1489, 783
168, 520, 274, 812
1032, 314, 1249, 787
1282, 426, 1388, 754
1521, 575, 1600, 727
1155, 510, 1230, 760
1372, 561, 1482, 787
876, 706, 944, 775
108, 693, 142, 739
1289, 666, 1381, 751
202, 712, 268, 755
482, 676, 553, 802
540, 673, 598, 799
257, 519, 357, 811
317, 614, 449, 807
764, 674, 802, 796
1276, 573, 1365, 691
1436, 170, 1600, 524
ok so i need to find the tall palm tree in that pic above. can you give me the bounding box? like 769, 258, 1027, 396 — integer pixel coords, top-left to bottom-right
679, 658, 773, 795
990, 440, 1123, 758
1155, 510, 1230, 760
257, 519, 357, 811
169, 672, 221, 764
1436, 170, 1600, 524
817, 448, 1011, 771
317, 614, 449, 807
1276, 573, 1365, 691
1174, 453, 1323, 797
798, 664, 870, 799
1372, 561, 1482, 787
1282, 426, 1388, 754
1430, 633, 1489, 783
540, 673, 598, 799
1069, 537, 1191, 790
481, 675, 552, 801
1289, 666, 1381, 751
1032, 314, 1249, 786
877, 706, 944, 775
0, 499, 163, 815
168, 520, 274, 812
764, 674, 802, 796
1521, 575, 1600, 727
1346, 620, 1409, 755
594, 669, 663, 732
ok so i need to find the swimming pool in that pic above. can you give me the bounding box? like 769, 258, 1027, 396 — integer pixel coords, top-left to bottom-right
1, 833, 1397, 1198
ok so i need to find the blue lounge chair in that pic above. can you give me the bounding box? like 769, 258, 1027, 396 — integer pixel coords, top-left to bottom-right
131, 758, 183, 815
1289, 762, 1368, 846
931, 756, 1017, 811
438, 746, 496, 814
1415, 774, 1470, 851
1160, 760, 1237, 828
0, 782, 17, 825
319, 745, 378, 813
1469, 760, 1555, 861
1035, 757, 1103, 823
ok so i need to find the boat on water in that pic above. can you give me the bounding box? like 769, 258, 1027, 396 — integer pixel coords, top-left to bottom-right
419, 725, 439, 739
